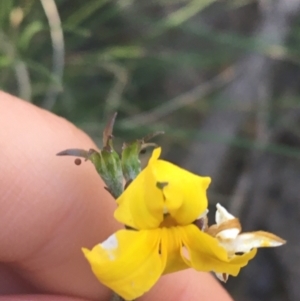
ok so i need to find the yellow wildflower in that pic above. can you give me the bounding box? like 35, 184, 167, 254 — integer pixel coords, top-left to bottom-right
82, 147, 285, 300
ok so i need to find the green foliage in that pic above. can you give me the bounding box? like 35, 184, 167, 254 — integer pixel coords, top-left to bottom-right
1, 0, 300, 157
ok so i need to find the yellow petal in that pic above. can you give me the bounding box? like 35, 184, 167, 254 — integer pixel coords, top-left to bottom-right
115, 157, 164, 229
115, 147, 210, 229
180, 225, 257, 276
149, 146, 161, 162
160, 227, 189, 274
150, 149, 211, 225
82, 229, 165, 300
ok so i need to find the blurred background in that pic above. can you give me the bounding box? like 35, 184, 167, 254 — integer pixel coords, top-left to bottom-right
1, 0, 300, 300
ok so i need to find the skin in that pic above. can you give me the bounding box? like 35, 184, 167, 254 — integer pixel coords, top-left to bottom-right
0, 91, 233, 301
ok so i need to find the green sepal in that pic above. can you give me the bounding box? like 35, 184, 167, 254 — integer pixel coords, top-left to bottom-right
121, 131, 164, 183
57, 113, 163, 199
57, 113, 124, 199
87, 148, 123, 199
121, 140, 143, 183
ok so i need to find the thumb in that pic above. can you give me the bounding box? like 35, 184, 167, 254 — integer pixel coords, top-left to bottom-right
0, 92, 120, 300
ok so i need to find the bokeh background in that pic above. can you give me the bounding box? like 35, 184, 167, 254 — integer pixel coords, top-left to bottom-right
1, 0, 300, 300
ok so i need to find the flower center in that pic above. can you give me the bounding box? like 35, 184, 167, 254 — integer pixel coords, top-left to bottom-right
159, 214, 178, 228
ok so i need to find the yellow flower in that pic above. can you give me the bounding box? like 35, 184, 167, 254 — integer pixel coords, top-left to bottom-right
82, 148, 285, 300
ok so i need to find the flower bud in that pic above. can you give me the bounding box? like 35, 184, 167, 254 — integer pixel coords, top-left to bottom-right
57, 113, 123, 198
121, 131, 164, 185
88, 148, 123, 198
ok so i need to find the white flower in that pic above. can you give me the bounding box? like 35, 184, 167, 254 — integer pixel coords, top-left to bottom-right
206, 203, 286, 282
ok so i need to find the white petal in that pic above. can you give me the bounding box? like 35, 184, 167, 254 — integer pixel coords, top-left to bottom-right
215, 203, 235, 225
218, 231, 286, 254
216, 228, 240, 240
237, 232, 286, 248
218, 236, 252, 254
214, 272, 229, 282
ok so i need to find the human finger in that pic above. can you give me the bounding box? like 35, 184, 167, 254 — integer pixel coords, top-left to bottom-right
0, 91, 120, 300
141, 270, 233, 301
